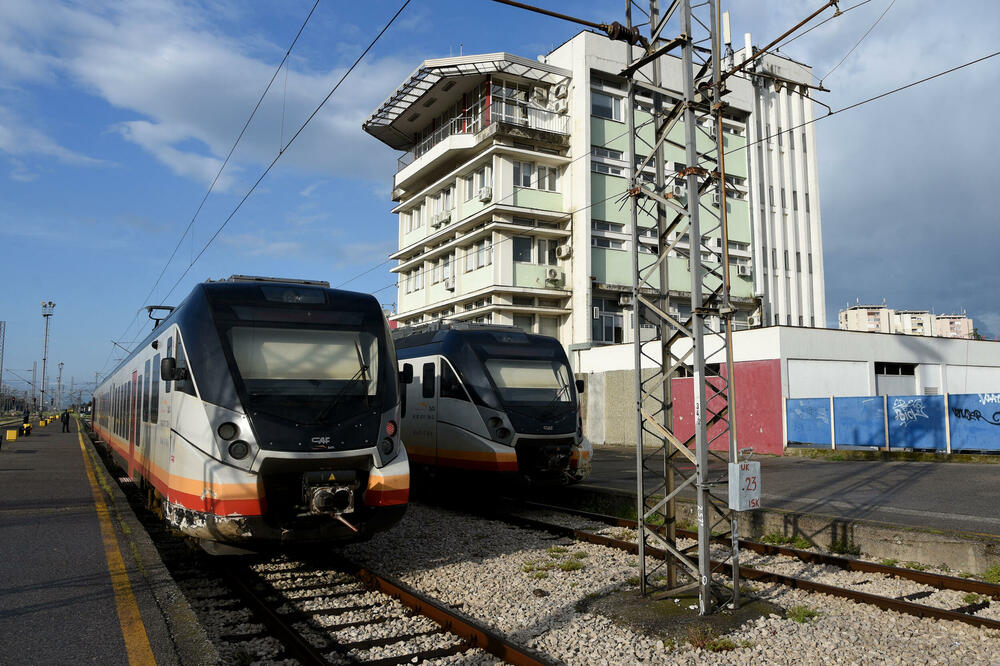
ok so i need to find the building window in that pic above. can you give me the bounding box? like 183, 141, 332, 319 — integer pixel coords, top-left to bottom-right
805, 193, 811, 212
539, 238, 558, 265
808, 254, 813, 273
492, 79, 529, 124
592, 298, 624, 344
780, 188, 786, 208
768, 186, 774, 206
514, 160, 533, 188
464, 165, 492, 201
591, 90, 622, 121
537, 165, 558, 191
514, 313, 534, 331
795, 251, 801, 272
592, 219, 625, 233
592, 237, 624, 249
592, 146, 624, 160
784, 250, 789, 271
592, 162, 623, 176
539, 315, 559, 338
513, 236, 533, 262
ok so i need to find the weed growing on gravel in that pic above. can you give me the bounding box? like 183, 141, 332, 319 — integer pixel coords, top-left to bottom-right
903, 561, 926, 571
983, 564, 1000, 584
962, 592, 986, 605
958, 572, 976, 579
786, 605, 820, 623
762, 532, 812, 549
626, 576, 641, 586
530, 571, 549, 580
546, 546, 568, 555
559, 560, 585, 572
739, 639, 754, 649
880, 558, 899, 567
572, 551, 588, 559
705, 638, 737, 652
829, 540, 861, 556
687, 626, 738, 651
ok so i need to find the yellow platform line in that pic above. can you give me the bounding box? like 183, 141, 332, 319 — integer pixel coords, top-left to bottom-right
76, 428, 157, 665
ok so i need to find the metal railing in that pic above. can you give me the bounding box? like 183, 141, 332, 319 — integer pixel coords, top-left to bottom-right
397, 107, 569, 172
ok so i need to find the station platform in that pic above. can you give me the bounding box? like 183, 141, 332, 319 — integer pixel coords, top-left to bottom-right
0, 417, 215, 664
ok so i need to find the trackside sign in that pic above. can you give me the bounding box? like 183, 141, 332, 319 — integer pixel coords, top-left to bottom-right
728, 461, 761, 511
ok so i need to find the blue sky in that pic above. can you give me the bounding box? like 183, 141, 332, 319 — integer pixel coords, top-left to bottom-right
1, 0, 998, 403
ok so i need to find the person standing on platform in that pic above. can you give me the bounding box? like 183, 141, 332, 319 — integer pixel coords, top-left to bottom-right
61, 409, 70, 433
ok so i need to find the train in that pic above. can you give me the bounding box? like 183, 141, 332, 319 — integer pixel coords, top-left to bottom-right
392, 322, 592, 483
92, 276, 409, 551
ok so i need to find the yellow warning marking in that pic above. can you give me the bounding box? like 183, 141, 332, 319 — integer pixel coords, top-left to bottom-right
76, 428, 157, 665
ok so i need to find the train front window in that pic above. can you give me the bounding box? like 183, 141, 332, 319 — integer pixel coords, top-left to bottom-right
228, 327, 379, 396
482, 359, 572, 404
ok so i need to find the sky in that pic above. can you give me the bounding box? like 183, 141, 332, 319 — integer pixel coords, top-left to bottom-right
1, 0, 998, 403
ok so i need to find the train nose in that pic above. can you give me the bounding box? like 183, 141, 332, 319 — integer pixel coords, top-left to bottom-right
310, 486, 353, 514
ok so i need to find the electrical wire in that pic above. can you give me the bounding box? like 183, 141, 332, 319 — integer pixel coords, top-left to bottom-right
820, 0, 896, 83
156, 0, 412, 308
101, 0, 322, 375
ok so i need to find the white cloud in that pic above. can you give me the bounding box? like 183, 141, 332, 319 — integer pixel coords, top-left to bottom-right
0, 105, 107, 168
0, 1, 415, 187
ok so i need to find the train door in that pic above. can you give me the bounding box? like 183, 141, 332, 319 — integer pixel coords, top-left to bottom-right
401, 359, 437, 464
129, 370, 137, 478
437, 358, 476, 442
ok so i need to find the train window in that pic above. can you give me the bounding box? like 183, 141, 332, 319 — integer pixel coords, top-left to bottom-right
151, 354, 160, 424
143, 360, 151, 422
135, 375, 142, 449
440, 362, 470, 402
165, 338, 173, 393
400, 364, 412, 418
422, 362, 435, 398
126, 380, 132, 440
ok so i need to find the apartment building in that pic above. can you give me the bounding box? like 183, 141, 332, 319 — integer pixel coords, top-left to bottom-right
362, 30, 827, 347
839, 303, 976, 338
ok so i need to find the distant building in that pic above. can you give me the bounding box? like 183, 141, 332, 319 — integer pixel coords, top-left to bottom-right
363, 29, 826, 348
838, 303, 975, 339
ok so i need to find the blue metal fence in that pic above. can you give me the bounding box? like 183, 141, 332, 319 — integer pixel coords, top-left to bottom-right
787, 392, 1000, 453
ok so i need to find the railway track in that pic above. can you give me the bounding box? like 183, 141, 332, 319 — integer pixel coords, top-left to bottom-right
219, 553, 557, 665
493, 499, 1000, 631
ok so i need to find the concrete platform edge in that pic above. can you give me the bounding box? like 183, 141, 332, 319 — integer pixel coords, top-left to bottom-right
537, 484, 1000, 574
84, 424, 219, 665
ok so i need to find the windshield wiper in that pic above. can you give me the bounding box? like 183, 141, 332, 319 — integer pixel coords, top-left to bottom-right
315, 341, 371, 422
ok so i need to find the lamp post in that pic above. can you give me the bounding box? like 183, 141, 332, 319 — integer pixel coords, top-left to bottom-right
41, 301, 55, 414
57, 362, 64, 412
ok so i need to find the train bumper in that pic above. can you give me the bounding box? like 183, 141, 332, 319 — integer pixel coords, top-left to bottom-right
567, 436, 593, 483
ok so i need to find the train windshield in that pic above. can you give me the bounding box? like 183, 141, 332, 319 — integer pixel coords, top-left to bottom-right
482, 359, 572, 404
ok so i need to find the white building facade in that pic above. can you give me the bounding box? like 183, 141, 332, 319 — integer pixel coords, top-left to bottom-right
363, 31, 827, 347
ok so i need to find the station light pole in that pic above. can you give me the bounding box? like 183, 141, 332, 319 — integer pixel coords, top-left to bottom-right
57, 362, 64, 412
41, 301, 55, 414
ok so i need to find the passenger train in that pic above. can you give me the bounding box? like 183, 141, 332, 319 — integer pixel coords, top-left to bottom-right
392, 322, 591, 483
92, 276, 409, 550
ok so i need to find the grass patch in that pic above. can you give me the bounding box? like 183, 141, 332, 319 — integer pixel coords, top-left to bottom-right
983, 564, 1000, 584
880, 558, 899, 567
902, 561, 927, 571
958, 572, 976, 579
962, 592, 986, 605
546, 545, 568, 554
572, 551, 588, 560
762, 532, 813, 549
705, 638, 737, 652
786, 605, 820, 623
626, 576, 641, 586
530, 571, 548, 580
558, 559, 585, 572
829, 540, 861, 556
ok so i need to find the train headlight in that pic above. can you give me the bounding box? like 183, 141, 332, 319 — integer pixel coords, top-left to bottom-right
228, 440, 250, 460
380, 437, 395, 457
385, 420, 397, 437
217, 422, 239, 441
487, 417, 503, 429
496, 427, 511, 441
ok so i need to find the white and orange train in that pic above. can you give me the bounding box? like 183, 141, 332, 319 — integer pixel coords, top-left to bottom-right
92, 276, 409, 551
392, 322, 591, 483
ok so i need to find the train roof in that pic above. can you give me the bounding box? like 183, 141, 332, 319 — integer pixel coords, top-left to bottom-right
392, 321, 562, 352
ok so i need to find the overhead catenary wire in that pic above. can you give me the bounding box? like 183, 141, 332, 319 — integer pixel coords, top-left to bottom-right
100, 0, 323, 375
156, 0, 412, 306
820, 0, 897, 83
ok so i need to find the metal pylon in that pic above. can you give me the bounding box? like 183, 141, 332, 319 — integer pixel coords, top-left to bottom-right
627, 0, 740, 614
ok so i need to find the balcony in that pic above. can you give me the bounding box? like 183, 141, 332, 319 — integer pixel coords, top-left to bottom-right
397, 107, 569, 173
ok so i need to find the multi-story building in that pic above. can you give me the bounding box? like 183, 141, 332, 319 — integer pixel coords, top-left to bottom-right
838, 303, 976, 338
362, 30, 826, 347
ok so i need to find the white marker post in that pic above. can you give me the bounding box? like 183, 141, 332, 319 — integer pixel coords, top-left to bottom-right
728, 461, 761, 512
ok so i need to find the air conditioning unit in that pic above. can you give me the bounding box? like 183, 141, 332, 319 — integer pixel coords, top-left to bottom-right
443, 277, 455, 291
545, 267, 564, 283
430, 212, 443, 227
439, 210, 452, 225
478, 186, 493, 202
712, 192, 722, 205
737, 264, 751, 277
618, 294, 633, 306
747, 314, 760, 327
553, 83, 568, 99
531, 86, 548, 103
672, 184, 685, 197
555, 244, 573, 260
552, 98, 568, 114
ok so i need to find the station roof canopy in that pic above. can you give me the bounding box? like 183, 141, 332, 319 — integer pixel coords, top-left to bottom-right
363, 53, 571, 150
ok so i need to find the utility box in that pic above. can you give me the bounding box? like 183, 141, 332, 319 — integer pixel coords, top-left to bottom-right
728, 461, 761, 511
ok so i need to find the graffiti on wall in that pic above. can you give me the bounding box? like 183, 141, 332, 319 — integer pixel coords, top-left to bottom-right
951, 407, 1000, 427
978, 393, 1000, 406
893, 398, 928, 427
794, 405, 828, 424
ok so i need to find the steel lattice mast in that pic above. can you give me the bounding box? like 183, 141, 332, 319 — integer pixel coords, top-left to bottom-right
626, 0, 740, 614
